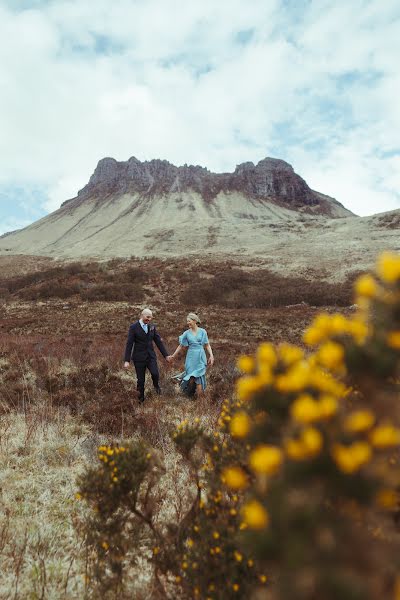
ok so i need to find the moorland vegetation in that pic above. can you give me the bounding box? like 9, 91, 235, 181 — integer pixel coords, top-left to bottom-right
0, 254, 399, 599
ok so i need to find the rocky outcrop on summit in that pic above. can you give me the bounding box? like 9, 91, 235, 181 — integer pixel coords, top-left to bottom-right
72, 156, 348, 215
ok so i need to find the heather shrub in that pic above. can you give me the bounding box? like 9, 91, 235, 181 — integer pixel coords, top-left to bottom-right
0, 260, 148, 302
80, 283, 143, 302
181, 268, 357, 308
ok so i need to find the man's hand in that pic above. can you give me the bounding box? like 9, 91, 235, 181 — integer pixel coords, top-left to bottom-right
208, 356, 214, 366
123, 361, 130, 369
166, 355, 174, 363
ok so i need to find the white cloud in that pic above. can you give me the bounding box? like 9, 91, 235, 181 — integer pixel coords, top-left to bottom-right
0, 0, 399, 219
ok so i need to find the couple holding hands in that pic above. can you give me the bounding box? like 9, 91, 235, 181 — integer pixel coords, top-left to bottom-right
123, 308, 214, 403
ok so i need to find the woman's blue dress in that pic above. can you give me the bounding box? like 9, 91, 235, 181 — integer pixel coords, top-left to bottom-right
178, 328, 209, 390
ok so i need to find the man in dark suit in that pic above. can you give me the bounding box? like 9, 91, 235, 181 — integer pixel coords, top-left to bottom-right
123, 308, 170, 403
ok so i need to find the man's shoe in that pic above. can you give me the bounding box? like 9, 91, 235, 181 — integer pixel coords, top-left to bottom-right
138, 396, 145, 403
155, 387, 162, 395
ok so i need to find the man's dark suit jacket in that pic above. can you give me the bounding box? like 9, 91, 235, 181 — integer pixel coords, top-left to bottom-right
124, 321, 168, 363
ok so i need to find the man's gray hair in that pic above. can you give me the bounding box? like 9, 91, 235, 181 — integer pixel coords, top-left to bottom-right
141, 308, 153, 316
187, 312, 201, 324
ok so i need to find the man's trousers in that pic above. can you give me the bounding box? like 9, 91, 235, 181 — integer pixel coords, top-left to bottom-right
133, 356, 160, 400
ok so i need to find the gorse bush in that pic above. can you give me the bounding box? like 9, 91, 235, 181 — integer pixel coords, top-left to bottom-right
224, 251, 400, 600
76, 441, 163, 598
76, 418, 268, 599
76, 251, 400, 599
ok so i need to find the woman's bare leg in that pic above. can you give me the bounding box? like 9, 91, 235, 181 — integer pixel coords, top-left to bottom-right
196, 383, 204, 397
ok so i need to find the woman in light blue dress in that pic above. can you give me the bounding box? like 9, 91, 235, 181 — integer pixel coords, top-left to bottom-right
170, 312, 214, 396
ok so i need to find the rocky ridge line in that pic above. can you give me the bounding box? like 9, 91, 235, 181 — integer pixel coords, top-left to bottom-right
67, 156, 344, 213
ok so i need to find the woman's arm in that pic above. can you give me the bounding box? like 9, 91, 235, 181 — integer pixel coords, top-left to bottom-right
170, 344, 184, 360
205, 343, 214, 366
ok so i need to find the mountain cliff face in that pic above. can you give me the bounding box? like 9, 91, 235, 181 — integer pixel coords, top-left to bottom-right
8, 155, 399, 268
62, 156, 349, 216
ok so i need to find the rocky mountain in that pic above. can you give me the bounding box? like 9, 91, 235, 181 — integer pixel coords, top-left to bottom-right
66, 156, 349, 216
0, 156, 398, 278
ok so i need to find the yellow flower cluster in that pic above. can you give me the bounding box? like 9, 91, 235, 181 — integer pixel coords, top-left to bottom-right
172, 417, 202, 439
98, 445, 127, 458
303, 313, 368, 347
369, 423, 400, 448
376, 251, 400, 283
290, 393, 338, 424
249, 445, 283, 475
387, 331, 400, 350
218, 398, 243, 429
235, 343, 277, 400
241, 499, 269, 530
172, 419, 189, 438
331, 442, 372, 474
221, 467, 248, 490
344, 410, 375, 433
96, 445, 131, 484
354, 273, 379, 298
230, 411, 251, 438
317, 341, 345, 372
285, 427, 323, 461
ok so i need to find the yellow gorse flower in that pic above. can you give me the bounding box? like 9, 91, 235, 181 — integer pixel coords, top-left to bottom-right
230, 411, 251, 438
369, 424, 400, 448
285, 427, 323, 460
275, 361, 311, 392
376, 251, 400, 283
290, 394, 338, 424
387, 331, 400, 350
221, 466, 248, 490
248, 445, 283, 475
344, 410, 375, 433
354, 274, 378, 298
278, 343, 304, 365
290, 394, 320, 424
237, 355, 256, 373
317, 341, 345, 371
332, 442, 372, 474
318, 395, 338, 418
304, 313, 369, 348
242, 499, 269, 530
257, 342, 277, 367
303, 313, 333, 345
308, 368, 346, 397
236, 376, 268, 401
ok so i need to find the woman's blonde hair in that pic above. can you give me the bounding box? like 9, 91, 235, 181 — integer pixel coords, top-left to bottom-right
187, 312, 201, 324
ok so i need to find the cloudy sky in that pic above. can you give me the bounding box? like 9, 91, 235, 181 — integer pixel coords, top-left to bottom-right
0, 0, 399, 234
